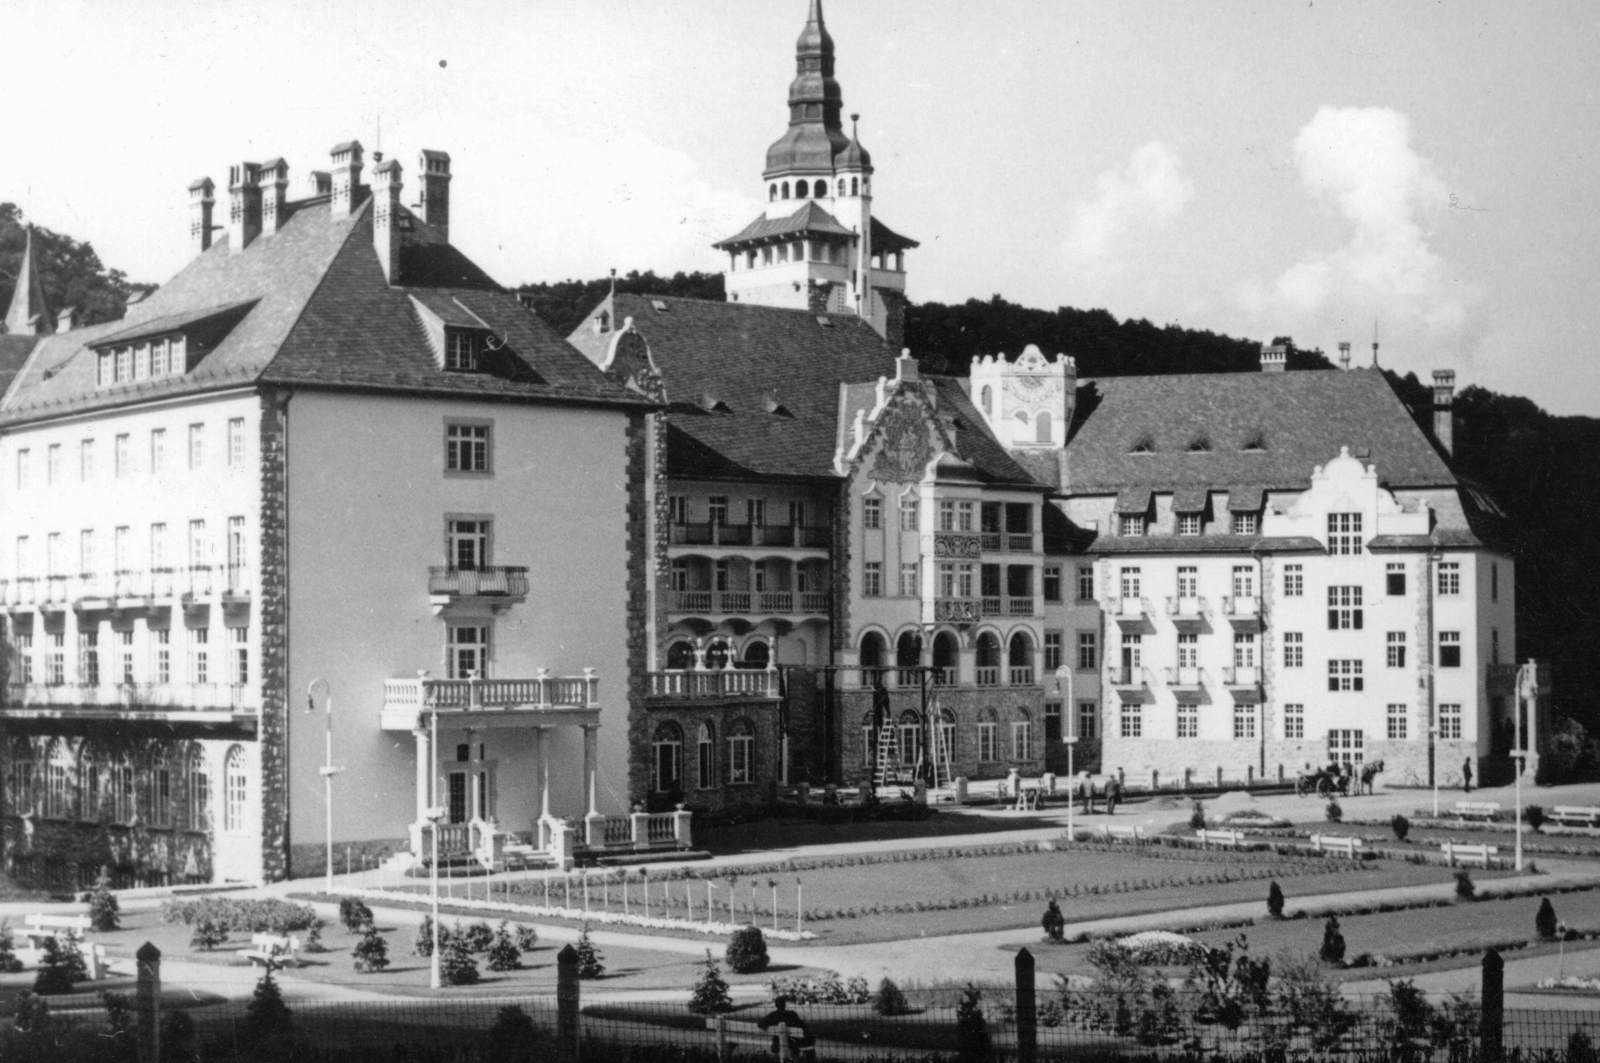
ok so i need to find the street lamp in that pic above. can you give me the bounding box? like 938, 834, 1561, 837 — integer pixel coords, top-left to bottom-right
1512, 749, 1527, 872
428, 696, 443, 989
305, 679, 343, 894
1054, 665, 1076, 841
1429, 726, 1440, 819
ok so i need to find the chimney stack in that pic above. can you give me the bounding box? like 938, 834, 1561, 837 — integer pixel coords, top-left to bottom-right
1338, 342, 1351, 370
226, 162, 262, 253
329, 140, 364, 220
188, 177, 215, 255
55, 307, 76, 333
1432, 370, 1456, 456
260, 158, 289, 237
310, 171, 332, 197
1259, 342, 1287, 373
372, 157, 403, 284
418, 149, 452, 241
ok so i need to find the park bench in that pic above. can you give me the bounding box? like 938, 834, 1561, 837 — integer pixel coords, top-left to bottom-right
18, 913, 91, 948
1441, 841, 1498, 868
1195, 829, 1246, 850
1307, 833, 1362, 859
237, 933, 301, 969
705, 1017, 811, 1057
1549, 806, 1600, 828
1094, 824, 1145, 844
1452, 801, 1503, 822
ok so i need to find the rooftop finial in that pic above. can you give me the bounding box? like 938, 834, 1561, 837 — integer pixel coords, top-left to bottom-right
609, 268, 617, 298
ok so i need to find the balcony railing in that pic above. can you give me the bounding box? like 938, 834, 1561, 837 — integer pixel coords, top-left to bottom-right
1167, 596, 1208, 620
981, 596, 1003, 616
1108, 666, 1148, 687
1007, 534, 1033, 553
5, 682, 252, 711
7, 568, 254, 610
1008, 597, 1034, 616
669, 590, 826, 615
1009, 665, 1036, 686
1223, 665, 1260, 686
647, 668, 780, 699
980, 532, 1002, 551
428, 566, 530, 598
670, 523, 829, 549
931, 667, 957, 686
1223, 596, 1260, 622
1165, 666, 1205, 688
977, 532, 1033, 553
1105, 597, 1151, 621
933, 532, 981, 559
382, 670, 599, 714
975, 666, 1000, 686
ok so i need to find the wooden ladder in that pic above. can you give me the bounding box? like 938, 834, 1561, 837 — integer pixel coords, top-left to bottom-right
873, 725, 899, 786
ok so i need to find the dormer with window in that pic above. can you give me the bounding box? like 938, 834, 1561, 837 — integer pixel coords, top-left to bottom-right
90, 300, 256, 390
445, 329, 481, 372
409, 292, 512, 376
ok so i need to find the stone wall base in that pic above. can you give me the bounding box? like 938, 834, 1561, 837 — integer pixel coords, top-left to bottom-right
1099, 737, 1482, 791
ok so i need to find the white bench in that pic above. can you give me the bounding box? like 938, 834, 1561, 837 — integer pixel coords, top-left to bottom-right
706, 1017, 808, 1053
237, 933, 301, 968
18, 913, 91, 949
1094, 824, 1145, 844
1453, 801, 1503, 822
1442, 841, 1498, 868
1549, 806, 1600, 828
1308, 833, 1361, 858
1195, 829, 1246, 850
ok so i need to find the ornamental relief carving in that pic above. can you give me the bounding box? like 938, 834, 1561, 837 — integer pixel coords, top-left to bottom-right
868, 399, 935, 484
1003, 375, 1063, 411
933, 532, 981, 559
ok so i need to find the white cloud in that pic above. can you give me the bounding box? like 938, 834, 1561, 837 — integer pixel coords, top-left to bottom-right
1062, 141, 1193, 268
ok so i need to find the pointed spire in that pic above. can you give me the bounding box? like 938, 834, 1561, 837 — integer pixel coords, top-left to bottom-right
765, 0, 849, 177
3, 226, 52, 336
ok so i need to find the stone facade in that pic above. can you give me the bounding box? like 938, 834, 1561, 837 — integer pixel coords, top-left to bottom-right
640, 700, 780, 815
257, 390, 290, 882
839, 685, 1047, 786
625, 408, 660, 807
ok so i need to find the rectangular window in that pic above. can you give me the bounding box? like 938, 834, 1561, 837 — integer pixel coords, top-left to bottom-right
1076, 566, 1094, 602
1012, 721, 1033, 761
114, 434, 130, 478
1284, 632, 1303, 668
187, 424, 203, 470
1327, 585, 1364, 629
187, 520, 207, 570
697, 731, 715, 790
46, 444, 59, 486
1329, 729, 1365, 766
1387, 704, 1408, 740
1043, 564, 1062, 603
938, 500, 955, 531
668, 496, 686, 524
1177, 633, 1198, 669
788, 500, 806, 527
14, 449, 28, 491
1284, 704, 1304, 740
118, 630, 134, 685
977, 722, 996, 762
746, 498, 766, 526
1492, 563, 1499, 602
1234, 706, 1257, 740
899, 562, 918, 597
228, 418, 247, 466
958, 501, 974, 532
1438, 562, 1460, 595
1440, 703, 1462, 740
1232, 565, 1255, 598
1175, 566, 1197, 598
1120, 566, 1141, 599
1076, 631, 1098, 671
1387, 632, 1407, 668
1387, 562, 1407, 596
1121, 633, 1143, 670
1120, 706, 1142, 738
1044, 701, 1062, 742
446, 330, 480, 371
1178, 513, 1202, 536
231, 627, 249, 687
78, 629, 100, 687
900, 496, 918, 531
1177, 705, 1198, 739
1043, 630, 1063, 672
445, 424, 490, 472
80, 439, 95, 482
1232, 512, 1258, 536
957, 563, 974, 598
188, 627, 208, 685
1119, 513, 1145, 537
79, 529, 96, 577
46, 532, 62, 577
708, 496, 729, 526
1284, 564, 1303, 597
1233, 632, 1256, 668
150, 429, 166, 474
16, 632, 32, 685
47, 633, 65, 686
1328, 512, 1364, 555
114, 526, 130, 575
447, 625, 490, 679
447, 519, 489, 569
863, 498, 882, 530
153, 629, 170, 685
1078, 701, 1098, 739
1328, 659, 1364, 692
863, 561, 882, 597
1439, 631, 1462, 668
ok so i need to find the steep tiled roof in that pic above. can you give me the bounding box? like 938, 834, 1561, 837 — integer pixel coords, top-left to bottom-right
1065, 369, 1454, 493
1, 196, 638, 425
924, 376, 1049, 489
870, 216, 919, 254
0, 336, 41, 401
713, 202, 856, 249
1092, 533, 1325, 556
567, 294, 896, 480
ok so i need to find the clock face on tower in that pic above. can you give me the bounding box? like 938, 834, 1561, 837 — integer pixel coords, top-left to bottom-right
1004, 375, 1063, 408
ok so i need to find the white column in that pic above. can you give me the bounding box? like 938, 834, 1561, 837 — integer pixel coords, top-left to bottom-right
414, 729, 430, 824
538, 726, 551, 819
582, 725, 599, 816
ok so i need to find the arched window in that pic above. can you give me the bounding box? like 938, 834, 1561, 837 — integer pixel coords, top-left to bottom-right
976, 632, 1002, 686
769, 183, 778, 202
696, 723, 716, 790
932, 632, 959, 684
1013, 410, 1030, 428
109, 751, 135, 825
1009, 631, 1035, 684
741, 640, 770, 669
781, 181, 790, 199
148, 746, 172, 828
895, 631, 922, 682
186, 745, 209, 831
652, 723, 683, 793
980, 386, 992, 415
1035, 410, 1053, 444
705, 639, 731, 670
859, 631, 887, 671
838, 179, 847, 197
6, 737, 36, 816
851, 177, 859, 196
666, 641, 696, 671
727, 719, 755, 785
46, 739, 72, 819
897, 710, 923, 767
79, 741, 102, 822
223, 745, 247, 832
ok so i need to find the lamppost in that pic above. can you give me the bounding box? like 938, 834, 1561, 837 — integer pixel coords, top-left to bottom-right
428, 698, 443, 989
1512, 749, 1527, 872
1055, 666, 1076, 840
305, 679, 342, 893
1430, 726, 1440, 818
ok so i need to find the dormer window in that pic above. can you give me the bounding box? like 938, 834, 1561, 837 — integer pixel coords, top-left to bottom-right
445, 329, 480, 372
97, 335, 187, 388
1232, 512, 1259, 535
1129, 434, 1155, 454
1241, 430, 1267, 452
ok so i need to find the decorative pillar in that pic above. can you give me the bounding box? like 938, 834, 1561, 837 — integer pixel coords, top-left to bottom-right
410, 729, 431, 856
538, 727, 552, 819
582, 725, 599, 816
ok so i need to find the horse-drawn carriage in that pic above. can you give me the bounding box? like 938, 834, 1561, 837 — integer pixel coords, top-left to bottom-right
1295, 759, 1384, 797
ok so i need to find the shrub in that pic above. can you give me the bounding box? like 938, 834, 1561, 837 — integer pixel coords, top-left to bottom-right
33, 936, 87, 994
488, 1005, 541, 1056
1041, 899, 1065, 941
1267, 881, 1285, 919
1189, 801, 1206, 830
414, 915, 448, 957
1391, 814, 1410, 842
487, 923, 522, 972
1569, 1027, 1599, 1063
338, 897, 374, 934
190, 918, 227, 952
440, 935, 480, 986
461, 920, 495, 954
1538, 898, 1560, 940
688, 951, 733, 1014
1455, 870, 1476, 901
1319, 917, 1346, 965
1325, 799, 1342, 823
14, 992, 51, 1033
247, 967, 292, 1033
515, 923, 539, 952
102, 990, 134, 1040
88, 866, 121, 932
160, 897, 317, 934
352, 928, 390, 973
955, 985, 991, 1063
726, 925, 769, 973
303, 919, 326, 953
1528, 805, 1546, 831
575, 926, 605, 979
0, 921, 23, 973
875, 977, 912, 1016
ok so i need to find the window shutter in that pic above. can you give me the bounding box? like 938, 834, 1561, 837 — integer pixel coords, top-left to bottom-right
1353, 677, 1364, 692
1328, 676, 1340, 693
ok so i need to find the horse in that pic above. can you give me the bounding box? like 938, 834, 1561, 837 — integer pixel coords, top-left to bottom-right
1358, 759, 1385, 795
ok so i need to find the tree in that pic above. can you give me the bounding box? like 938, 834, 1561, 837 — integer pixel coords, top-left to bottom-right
687, 951, 733, 1014
88, 866, 121, 931
461, 920, 495, 953
33, 935, 87, 994
414, 914, 448, 957
487, 922, 522, 972
246, 967, 292, 1034
440, 935, 480, 986
0, 920, 23, 972
1319, 917, 1346, 965
13, 992, 51, 1033
1325, 799, 1342, 823
955, 985, 991, 1063
337, 897, 373, 934
1267, 881, 1285, 919
0, 205, 156, 329
1189, 801, 1207, 830
514, 923, 539, 951
874, 977, 911, 1016
574, 926, 606, 979
190, 918, 227, 952
1537, 897, 1560, 940
726, 925, 769, 973
1391, 814, 1410, 842
489, 1005, 541, 1056
513, 270, 725, 336
1455, 871, 1476, 901
352, 927, 390, 973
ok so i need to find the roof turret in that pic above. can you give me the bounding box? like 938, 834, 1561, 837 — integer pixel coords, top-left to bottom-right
765, 0, 851, 177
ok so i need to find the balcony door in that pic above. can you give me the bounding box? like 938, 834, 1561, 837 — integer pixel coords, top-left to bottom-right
448, 520, 489, 571
447, 625, 490, 679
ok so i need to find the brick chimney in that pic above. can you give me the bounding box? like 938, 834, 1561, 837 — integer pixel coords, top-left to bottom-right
1259, 342, 1287, 373
1432, 370, 1456, 456
260, 158, 289, 237
330, 140, 364, 220
188, 177, 215, 255
226, 162, 262, 253
418, 149, 451, 241
372, 157, 403, 284
1338, 342, 1351, 370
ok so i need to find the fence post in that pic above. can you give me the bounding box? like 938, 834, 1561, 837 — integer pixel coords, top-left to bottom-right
1015, 946, 1037, 1063
136, 941, 161, 1063
557, 943, 580, 1063
717, 1016, 730, 1063
1481, 949, 1504, 1063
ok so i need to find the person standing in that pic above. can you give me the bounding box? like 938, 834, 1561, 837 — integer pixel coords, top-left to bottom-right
1462, 757, 1474, 793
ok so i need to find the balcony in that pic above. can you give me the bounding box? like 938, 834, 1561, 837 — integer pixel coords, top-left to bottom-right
428, 566, 529, 615
647, 668, 780, 700
977, 532, 1033, 553
1166, 596, 1209, 631
670, 523, 829, 550
1105, 597, 1153, 629
981, 596, 1003, 616
1165, 666, 1206, 691
380, 670, 599, 731
1007, 534, 1034, 553
975, 666, 1000, 686
1222, 666, 1262, 702
933, 597, 981, 624
933, 532, 981, 559
1009, 665, 1036, 686
3, 681, 254, 718
1487, 663, 1519, 694
1222, 596, 1261, 631
1107, 666, 1154, 703
9, 568, 249, 614
668, 589, 827, 616
1008, 597, 1034, 617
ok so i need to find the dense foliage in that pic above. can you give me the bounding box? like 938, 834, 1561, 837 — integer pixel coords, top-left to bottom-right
514, 270, 724, 337
160, 896, 317, 934
0, 205, 155, 328
87, 868, 119, 932
725, 925, 769, 973
687, 951, 733, 1014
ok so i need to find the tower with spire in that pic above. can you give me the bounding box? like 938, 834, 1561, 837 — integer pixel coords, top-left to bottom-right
2, 226, 53, 336
714, 0, 917, 344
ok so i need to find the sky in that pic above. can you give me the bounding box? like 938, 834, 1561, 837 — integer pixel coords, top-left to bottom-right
6, 0, 1599, 413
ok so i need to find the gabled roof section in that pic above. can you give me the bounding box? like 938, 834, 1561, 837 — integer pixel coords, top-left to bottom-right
870, 216, 919, 254
923, 376, 1046, 489
713, 201, 856, 250
1063, 368, 1455, 493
